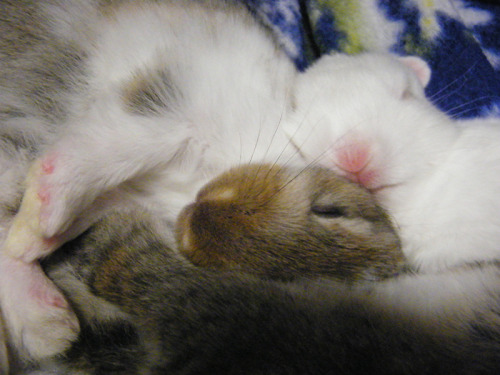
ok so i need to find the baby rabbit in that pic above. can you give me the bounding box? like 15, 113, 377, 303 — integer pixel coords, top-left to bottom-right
0, 0, 299, 362
177, 163, 404, 281
283, 52, 500, 272
20, 165, 500, 374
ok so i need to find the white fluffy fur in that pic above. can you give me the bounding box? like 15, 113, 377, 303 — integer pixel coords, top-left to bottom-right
0, 0, 300, 362
284, 52, 500, 272
4, 4, 500, 367
27, 1, 299, 242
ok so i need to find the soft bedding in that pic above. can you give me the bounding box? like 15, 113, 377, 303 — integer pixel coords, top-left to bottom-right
246, 0, 500, 119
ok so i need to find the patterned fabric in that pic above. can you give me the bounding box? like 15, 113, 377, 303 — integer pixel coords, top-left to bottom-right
244, 0, 500, 119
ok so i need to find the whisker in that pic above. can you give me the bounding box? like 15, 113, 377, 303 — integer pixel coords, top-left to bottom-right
429, 78, 468, 107
448, 95, 500, 119
428, 60, 479, 106
238, 130, 243, 166
449, 107, 480, 120
262, 94, 288, 164
249, 115, 263, 165
253, 93, 291, 195
242, 111, 266, 191
259, 145, 333, 208
263, 90, 325, 185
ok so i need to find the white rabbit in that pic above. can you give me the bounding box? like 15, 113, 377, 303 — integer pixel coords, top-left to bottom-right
0, 0, 299, 362
284, 52, 500, 272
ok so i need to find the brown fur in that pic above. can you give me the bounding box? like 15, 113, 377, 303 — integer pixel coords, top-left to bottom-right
177, 163, 404, 281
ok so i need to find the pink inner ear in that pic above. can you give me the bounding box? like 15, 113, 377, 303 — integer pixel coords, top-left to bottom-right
399, 56, 431, 88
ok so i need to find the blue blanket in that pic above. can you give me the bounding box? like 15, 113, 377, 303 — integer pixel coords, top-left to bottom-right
244, 0, 500, 119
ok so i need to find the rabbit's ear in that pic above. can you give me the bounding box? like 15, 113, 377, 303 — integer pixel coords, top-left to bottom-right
398, 56, 431, 88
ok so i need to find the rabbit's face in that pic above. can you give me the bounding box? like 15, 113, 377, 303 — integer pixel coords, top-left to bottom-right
177, 163, 404, 282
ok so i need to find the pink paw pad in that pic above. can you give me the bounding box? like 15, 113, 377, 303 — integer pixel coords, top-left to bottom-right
44, 291, 69, 310
28, 277, 69, 310
42, 236, 59, 247
37, 188, 51, 205
36, 154, 58, 206
41, 155, 56, 175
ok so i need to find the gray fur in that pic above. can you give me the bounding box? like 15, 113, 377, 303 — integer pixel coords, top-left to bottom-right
16, 209, 499, 374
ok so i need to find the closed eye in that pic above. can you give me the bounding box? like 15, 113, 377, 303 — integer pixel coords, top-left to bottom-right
311, 204, 345, 218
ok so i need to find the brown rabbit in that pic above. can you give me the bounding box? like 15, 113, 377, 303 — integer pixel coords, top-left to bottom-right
177, 163, 404, 281
16, 164, 500, 374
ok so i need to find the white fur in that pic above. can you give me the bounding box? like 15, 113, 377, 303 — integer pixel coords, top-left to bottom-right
284, 52, 500, 272
373, 264, 500, 328
304, 262, 500, 334
27, 1, 299, 241
0, 254, 79, 359
0, 0, 301, 361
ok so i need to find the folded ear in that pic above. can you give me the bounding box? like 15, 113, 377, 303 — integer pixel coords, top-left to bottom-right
398, 56, 431, 88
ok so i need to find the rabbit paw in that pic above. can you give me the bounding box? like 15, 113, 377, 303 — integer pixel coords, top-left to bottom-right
0, 258, 79, 360
3, 158, 59, 261
34, 152, 78, 239
4, 152, 88, 261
